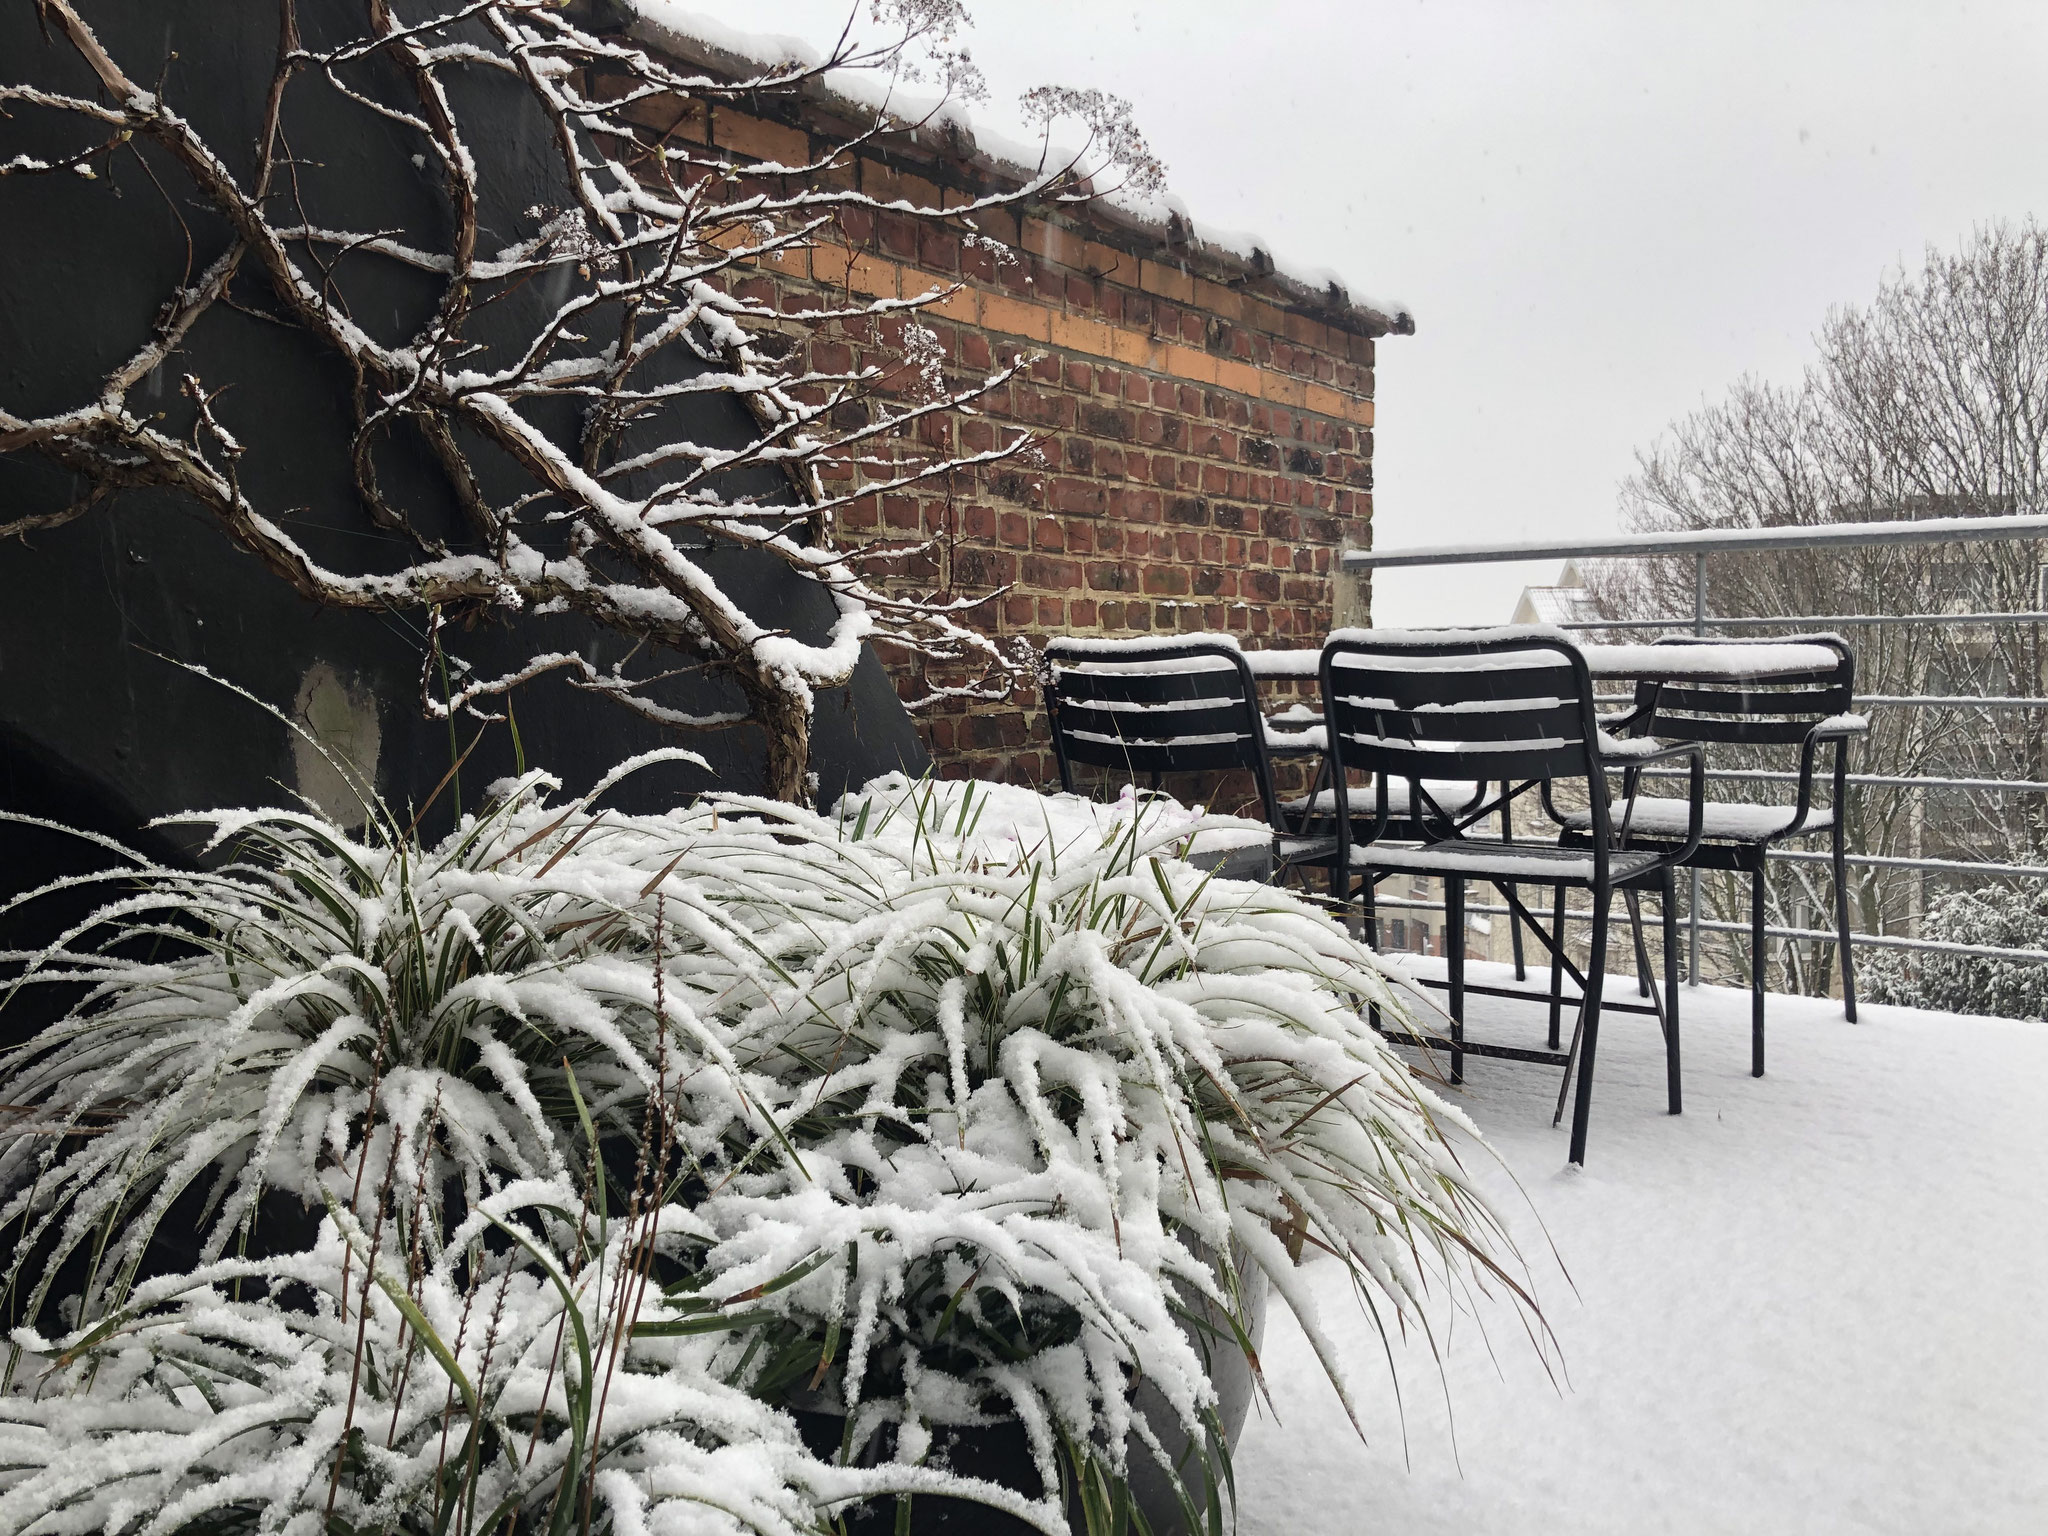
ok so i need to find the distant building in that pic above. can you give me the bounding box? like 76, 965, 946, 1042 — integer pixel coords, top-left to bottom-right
1511, 560, 1599, 628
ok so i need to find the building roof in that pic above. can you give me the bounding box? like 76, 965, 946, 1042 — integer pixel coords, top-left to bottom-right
618, 2, 1416, 340
1511, 560, 1601, 626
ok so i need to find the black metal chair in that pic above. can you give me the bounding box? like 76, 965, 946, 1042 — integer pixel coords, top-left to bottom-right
1042, 637, 1338, 889
1555, 632, 1864, 1077
1319, 629, 1705, 1164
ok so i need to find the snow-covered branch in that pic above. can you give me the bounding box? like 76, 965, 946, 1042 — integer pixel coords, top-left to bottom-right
1, 0, 1165, 800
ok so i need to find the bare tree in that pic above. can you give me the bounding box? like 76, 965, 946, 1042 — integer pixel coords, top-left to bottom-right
0, 0, 1163, 801
1589, 221, 2048, 993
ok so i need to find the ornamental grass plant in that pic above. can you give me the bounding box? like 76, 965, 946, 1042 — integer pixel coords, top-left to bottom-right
0, 761, 1538, 1536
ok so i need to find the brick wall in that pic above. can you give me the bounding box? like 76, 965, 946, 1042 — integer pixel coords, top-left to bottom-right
609, 32, 1408, 801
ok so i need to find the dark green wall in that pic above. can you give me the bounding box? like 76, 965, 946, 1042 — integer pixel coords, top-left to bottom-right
0, 0, 926, 871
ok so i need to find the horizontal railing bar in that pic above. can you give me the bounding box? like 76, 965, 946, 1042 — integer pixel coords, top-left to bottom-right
1368, 896, 2048, 963
1635, 767, 2048, 793
1594, 694, 2048, 709
1376, 844, 2048, 879
1767, 848, 2048, 879
1560, 612, 2048, 630
1854, 695, 2048, 708
1340, 513, 2048, 570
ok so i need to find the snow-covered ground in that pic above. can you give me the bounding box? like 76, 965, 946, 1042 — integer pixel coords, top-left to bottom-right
1236, 960, 2048, 1535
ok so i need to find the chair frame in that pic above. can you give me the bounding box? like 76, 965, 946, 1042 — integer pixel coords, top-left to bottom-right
1572, 632, 1865, 1076
1042, 637, 1337, 887
1319, 629, 1705, 1164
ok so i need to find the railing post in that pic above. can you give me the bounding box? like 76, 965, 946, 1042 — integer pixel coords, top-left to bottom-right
1690, 549, 1705, 985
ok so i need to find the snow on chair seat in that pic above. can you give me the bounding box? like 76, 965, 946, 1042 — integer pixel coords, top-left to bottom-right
1360, 839, 1667, 885
1557, 796, 1835, 842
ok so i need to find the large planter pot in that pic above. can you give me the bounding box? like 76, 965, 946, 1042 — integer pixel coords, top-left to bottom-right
798, 1260, 1269, 1535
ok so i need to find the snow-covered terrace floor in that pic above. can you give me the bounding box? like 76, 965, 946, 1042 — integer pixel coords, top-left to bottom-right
1235, 961, 2048, 1534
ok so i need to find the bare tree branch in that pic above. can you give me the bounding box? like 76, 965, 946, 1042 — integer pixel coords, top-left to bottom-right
1, 0, 1165, 801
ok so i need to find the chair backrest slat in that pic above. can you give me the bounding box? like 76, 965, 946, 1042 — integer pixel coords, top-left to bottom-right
1059, 737, 1272, 776
1323, 689, 1587, 746
1054, 698, 1263, 746
1048, 663, 1243, 705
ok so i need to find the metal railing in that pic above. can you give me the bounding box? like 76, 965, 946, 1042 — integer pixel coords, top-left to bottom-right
1340, 514, 2048, 981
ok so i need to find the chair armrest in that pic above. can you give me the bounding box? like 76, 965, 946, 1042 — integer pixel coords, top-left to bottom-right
1783, 714, 1864, 837
1262, 719, 1328, 755
1599, 698, 1656, 737
1595, 736, 1690, 768
1596, 739, 1707, 865
1809, 712, 1869, 740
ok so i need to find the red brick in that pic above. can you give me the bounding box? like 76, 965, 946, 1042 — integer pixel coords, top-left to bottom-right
1021, 555, 1082, 588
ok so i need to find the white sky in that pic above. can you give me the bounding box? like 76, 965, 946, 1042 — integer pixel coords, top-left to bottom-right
674, 1, 2048, 624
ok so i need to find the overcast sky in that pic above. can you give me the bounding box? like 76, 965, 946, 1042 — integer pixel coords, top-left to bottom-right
680, 1, 2048, 624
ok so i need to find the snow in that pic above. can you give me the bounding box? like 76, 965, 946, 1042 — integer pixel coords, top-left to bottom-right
1356, 841, 1667, 883
1234, 635, 1848, 685
1047, 631, 1242, 657
835, 772, 1272, 858
1234, 962, 2048, 1534
1594, 729, 1672, 759
1247, 630, 1576, 678
1240, 650, 1321, 679
1579, 641, 1845, 682
620, 5, 1413, 329
1328, 623, 1573, 649
1212, 634, 1843, 688
1558, 796, 1838, 840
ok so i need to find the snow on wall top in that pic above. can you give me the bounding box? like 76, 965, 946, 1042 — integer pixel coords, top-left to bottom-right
621, 2, 1415, 337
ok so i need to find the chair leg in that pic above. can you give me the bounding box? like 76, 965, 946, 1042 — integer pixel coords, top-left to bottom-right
1833, 817, 1858, 1023
1508, 882, 1527, 980
1566, 888, 1611, 1166
1750, 862, 1767, 1078
1547, 884, 1567, 1052
1632, 882, 1652, 998
1446, 877, 1466, 1085
1663, 867, 1682, 1116
1501, 792, 1527, 982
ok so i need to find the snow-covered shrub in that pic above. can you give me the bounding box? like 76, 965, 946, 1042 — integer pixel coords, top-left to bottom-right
1861, 883, 2048, 1021
0, 771, 1529, 1536
637, 775, 1531, 1528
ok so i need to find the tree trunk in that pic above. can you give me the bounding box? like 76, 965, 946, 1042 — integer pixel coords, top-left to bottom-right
751, 676, 814, 805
